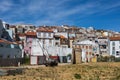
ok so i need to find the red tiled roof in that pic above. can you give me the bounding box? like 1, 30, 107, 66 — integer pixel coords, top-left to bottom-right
0, 39, 19, 44
18, 33, 26, 37
0, 39, 5, 43
60, 35, 66, 39
98, 37, 108, 39
26, 31, 37, 36
109, 37, 120, 41
36, 28, 53, 32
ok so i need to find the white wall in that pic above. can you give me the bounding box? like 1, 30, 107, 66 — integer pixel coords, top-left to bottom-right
37, 32, 54, 38
110, 41, 120, 57
31, 39, 43, 56
46, 46, 72, 56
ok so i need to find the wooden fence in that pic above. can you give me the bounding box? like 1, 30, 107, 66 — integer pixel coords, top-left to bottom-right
0, 58, 24, 67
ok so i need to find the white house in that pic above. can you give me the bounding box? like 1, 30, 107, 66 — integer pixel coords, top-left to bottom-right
109, 37, 120, 57
37, 27, 54, 47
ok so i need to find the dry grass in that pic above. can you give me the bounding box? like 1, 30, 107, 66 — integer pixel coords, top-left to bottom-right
1, 62, 120, 80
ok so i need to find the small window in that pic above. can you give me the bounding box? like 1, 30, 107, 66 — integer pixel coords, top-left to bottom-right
49, 33, 51, 37
112, 51, 115, 55
82, 45, 84, 48
86, 52, 88, 55
89, 46, 92, 49
112, 47, 115, 50
38, 32, 41, 37
89, 52, 92, 55
49, 39, 52, 44
43, 33, 46, 37
112, 42, 115, 46
43, 39, 45, 44
7, 55, 10, 58
55, 42, 59, 46
0, 44, 3, 47
86, 46, 88, 49
0, 55, 3, 58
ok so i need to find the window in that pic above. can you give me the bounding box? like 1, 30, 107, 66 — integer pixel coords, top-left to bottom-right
5, 24, 9, 29
116, 51, 120, 56
49, 33, 51, 37
7, 55, 10, 58
0, 55, 3, 58
86, 46, 88, 49
86, 52, 88, 55
55, 42, 59, 46
89, 52, 92, 55
43, 33, 46, 38
82, 45, 84, 48
43, 39, 45, 44
75, 45, 77, 48
116, 51, 119, 53
89, 46, 92, 49
38, 32, 41, 37
49, 39, 52, 44
112, 47, 115, 50
112, 42, 115, 46
112, 51, 115, 55
79, 45, 81, 48
0, 44, 3, 47
39, 39, 41, 42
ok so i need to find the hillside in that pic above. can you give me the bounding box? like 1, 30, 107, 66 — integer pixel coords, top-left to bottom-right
1, 62, 120, 80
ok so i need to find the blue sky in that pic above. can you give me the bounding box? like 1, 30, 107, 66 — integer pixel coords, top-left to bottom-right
0, 0, 120, 31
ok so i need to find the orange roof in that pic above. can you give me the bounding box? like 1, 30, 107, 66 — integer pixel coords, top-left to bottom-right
60, 35, 66, 39
109, 37, 120, 41
26, 31, 37, 36
18, 33, 26, 37
0, 39, 5, 43
37, 28, 53, 32
0, 39, 19, 44
98, 37, 108, 39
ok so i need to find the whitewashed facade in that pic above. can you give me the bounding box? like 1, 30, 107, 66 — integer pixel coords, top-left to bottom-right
109, 37, 120, 57
37, 31, 54, 47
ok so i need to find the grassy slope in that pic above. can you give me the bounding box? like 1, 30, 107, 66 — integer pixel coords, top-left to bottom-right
1, 62, 120, 80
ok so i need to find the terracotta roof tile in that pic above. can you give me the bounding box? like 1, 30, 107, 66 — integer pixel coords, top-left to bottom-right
60, 35, 66, 39
26, 31, 36, 36
98, 37, 108, 39
36, 28, 53, 32
0, 39, 18, 44
109, 37, 120, 41
18, 33, 26, 37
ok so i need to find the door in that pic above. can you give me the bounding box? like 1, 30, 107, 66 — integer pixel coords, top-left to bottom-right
30, 56, 37, 65
38, 56, 46, 65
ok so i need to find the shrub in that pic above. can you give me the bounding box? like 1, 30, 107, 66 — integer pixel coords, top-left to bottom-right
74, 73, 81, 79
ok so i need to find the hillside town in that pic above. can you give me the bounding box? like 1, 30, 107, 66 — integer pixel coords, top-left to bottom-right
0, 19, 120, 66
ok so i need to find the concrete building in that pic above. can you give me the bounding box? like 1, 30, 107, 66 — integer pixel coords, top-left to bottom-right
24, 30, 37, 55
36, 27, 54, 47
109, 37, 120, 57
98, 37, 109, 56
73, 40, 99, 62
